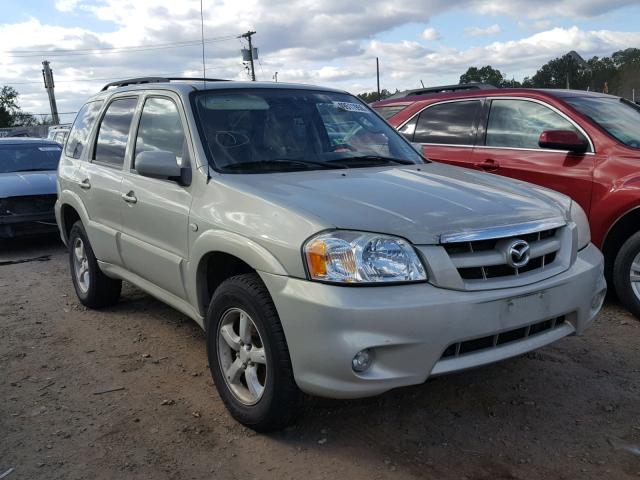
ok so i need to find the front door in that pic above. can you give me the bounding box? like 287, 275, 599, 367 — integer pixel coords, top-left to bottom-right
472, 98, 595, 214
118, 95, 193, 300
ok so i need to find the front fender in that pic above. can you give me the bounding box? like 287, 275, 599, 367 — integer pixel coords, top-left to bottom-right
187, 229, 289, 316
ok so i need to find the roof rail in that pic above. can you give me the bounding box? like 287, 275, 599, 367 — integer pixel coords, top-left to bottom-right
388, 83, 497, 100
100, 77, 228, 91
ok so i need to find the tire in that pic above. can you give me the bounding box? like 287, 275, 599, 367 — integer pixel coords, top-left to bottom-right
613, 231, 640, 320
206, 273, 300, 431
68, 221, 122, 308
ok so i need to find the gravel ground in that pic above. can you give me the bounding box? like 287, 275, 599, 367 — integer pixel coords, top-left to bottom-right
1, 235, 639, 480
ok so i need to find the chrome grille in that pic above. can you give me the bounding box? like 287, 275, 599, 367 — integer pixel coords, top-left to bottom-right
443, 228, 560, 281
441, 316, 566, 359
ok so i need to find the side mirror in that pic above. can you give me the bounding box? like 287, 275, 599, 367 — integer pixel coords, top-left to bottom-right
135, 150, 191, 185
538, 130, 588, 153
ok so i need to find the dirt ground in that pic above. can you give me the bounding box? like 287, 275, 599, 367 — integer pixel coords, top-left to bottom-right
1, 235, 639, 480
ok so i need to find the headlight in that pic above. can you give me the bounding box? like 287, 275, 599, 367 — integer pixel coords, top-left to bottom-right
304, 230, 427, 284
570, 201, 590, 250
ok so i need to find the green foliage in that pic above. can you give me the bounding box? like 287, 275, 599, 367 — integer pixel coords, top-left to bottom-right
0, 86, 39, 128
358, 89, 395, 103
458, 49, 640, 97
459, 66, 514, 87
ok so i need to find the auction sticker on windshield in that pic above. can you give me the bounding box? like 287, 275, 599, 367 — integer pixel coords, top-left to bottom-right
334, 101, 370, 113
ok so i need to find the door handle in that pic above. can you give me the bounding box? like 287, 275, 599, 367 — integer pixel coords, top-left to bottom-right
473, 159, 500, 171
79, 178, 91, 189
121, 191, 137, 204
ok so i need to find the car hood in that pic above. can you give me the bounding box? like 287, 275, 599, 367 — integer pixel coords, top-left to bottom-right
0, 171, 58, 198
222, 162, 570, 245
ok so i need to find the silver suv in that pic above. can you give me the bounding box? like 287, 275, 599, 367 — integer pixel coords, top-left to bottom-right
56, 78, 606, 431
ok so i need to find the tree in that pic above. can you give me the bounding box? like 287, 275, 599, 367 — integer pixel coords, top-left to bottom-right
0, 86, 40, 128
459, 66, 507, 87
357, 89, 395, 103
0, 86, 19, 128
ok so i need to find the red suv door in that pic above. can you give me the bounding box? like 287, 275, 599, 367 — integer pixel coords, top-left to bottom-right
404, 99, 483, 168
472, 98, 596, 214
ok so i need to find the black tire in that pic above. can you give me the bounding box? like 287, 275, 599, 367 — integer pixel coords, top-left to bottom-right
206, 273, 300, 431
68, 221, 121, 308
613, 231, 640, 320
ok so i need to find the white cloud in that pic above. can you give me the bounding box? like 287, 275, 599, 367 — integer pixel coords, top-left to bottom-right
465, 24, 501, 36
55, 0, 80, 12
0, 0, 637, 117
421, 27, 441, 41
472, 0, 637, 19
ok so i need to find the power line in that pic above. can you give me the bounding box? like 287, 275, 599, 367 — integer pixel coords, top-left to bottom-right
0, 69, 220, 86
3, 34, 239, 58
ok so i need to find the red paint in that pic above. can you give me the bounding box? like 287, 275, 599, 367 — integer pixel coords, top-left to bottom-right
374, 89, 640, 249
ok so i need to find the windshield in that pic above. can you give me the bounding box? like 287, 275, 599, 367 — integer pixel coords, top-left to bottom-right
565, 96, 640, 148
193, 89, 423, 173
0, 144, 61, 174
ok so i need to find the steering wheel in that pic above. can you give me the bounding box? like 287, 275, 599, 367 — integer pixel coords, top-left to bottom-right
331, 143, 357, 152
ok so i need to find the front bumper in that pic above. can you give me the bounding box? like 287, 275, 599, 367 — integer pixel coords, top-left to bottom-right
0, 212, 58, 238
260, 243, 606, 399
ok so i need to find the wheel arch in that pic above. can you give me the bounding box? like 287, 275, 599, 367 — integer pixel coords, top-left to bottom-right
190, 230, 289, 323
602, 206, 640, 283
58, 191, 91, 245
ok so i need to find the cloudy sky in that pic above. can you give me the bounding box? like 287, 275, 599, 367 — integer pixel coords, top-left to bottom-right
1, 0, 639, 122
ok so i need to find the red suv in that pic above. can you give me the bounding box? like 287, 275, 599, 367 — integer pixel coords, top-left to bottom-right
373, 88, 640, 318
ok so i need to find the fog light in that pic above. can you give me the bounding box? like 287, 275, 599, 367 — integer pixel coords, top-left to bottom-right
591, 288, 606, 311
352, 349, 373, 373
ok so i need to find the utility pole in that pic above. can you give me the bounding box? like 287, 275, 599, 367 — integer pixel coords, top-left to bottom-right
376, 57, 380, 101
41, 60, 60, 125
241, 31, 257, 81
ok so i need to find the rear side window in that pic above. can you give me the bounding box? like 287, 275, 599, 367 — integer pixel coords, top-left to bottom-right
413, 100, 481, 145
65, 101, 103, 159
486, 99, 586, 150
374, 105, 408, 120
93, 97, 138, 166
134, 97, 186, 168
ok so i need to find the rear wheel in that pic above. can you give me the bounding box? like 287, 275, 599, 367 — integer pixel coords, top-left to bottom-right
206, 273, 300, 431
68, 221, 121, 308
613, 231, 640, 320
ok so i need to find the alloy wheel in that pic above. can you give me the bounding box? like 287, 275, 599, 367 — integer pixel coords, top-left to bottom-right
631, 252, 640, 301
217, 308, 267, 405
72, 237, 90, 293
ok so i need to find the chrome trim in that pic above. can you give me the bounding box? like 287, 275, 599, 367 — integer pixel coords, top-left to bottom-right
397, 96, 595, 154
440, 218, 566, 244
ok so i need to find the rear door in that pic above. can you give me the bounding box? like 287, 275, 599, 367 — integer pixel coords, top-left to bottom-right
118, 93, 193, 300
78, 95, 139, 265
401, 99, 482, 167
473, 98, 595, 213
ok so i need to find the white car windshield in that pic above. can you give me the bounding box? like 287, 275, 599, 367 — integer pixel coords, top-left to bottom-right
193, 88, 423, 173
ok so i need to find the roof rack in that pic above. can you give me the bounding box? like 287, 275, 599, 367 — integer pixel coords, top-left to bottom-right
388, 83, 497, 100
100, 77, 228, 91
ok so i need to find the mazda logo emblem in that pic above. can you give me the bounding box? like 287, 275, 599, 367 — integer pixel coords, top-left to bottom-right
506, 239, 530, 268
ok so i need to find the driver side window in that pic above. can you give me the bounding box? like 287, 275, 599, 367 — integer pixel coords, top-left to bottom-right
134, 97, 187, 169
486, 99, 586, 150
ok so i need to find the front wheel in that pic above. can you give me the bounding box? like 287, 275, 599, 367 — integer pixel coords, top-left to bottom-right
206, 273, 300, 431
613, 231, 640, 320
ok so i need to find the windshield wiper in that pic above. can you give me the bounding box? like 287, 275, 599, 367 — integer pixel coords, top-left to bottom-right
223, 158, 348, 171
329, 155, 416, 166
13, 168, 55, 173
